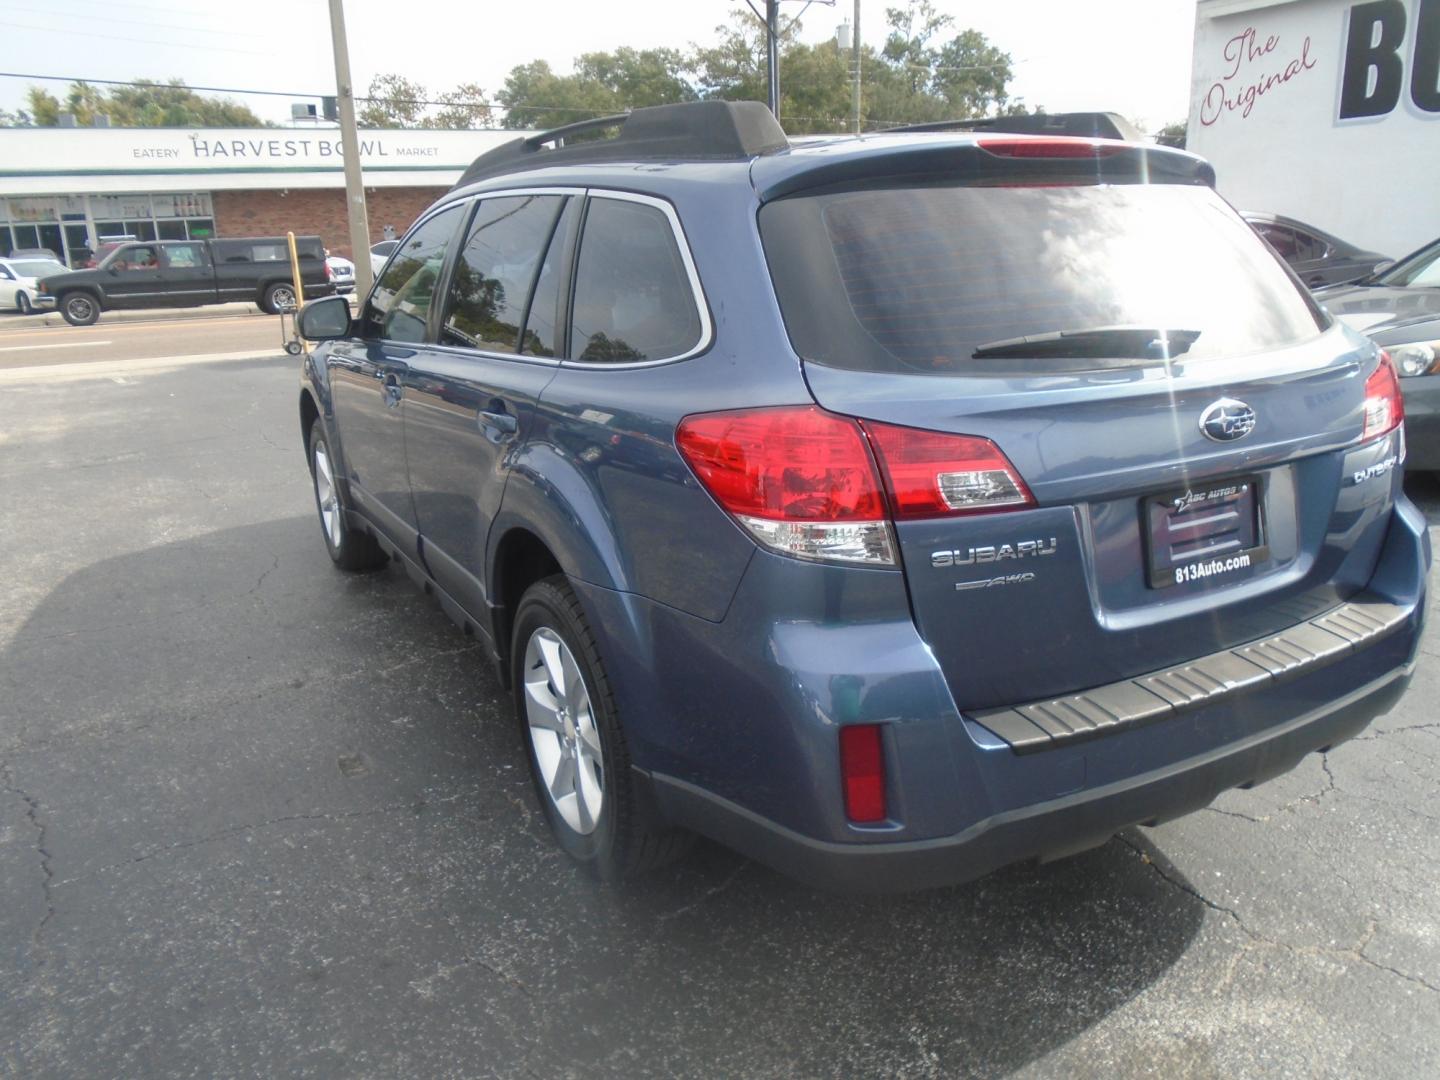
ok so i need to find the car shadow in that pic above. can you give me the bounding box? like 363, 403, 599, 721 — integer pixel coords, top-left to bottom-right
2, 516, 1205, 1076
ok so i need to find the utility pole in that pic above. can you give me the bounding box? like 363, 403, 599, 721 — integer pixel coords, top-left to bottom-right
327, 0, 373, 297
851, 0, 861, 133
766, 0, 781, 117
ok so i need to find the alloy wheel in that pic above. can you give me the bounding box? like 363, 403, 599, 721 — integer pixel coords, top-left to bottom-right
523, 627, 604, 835
313, 441, 341, 547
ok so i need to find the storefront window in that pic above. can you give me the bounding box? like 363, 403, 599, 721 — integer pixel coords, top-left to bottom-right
157, 220, 187, 240
186, 218, 215, 239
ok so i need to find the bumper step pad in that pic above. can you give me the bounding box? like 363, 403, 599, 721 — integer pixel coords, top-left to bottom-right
972, 596, 1409, 754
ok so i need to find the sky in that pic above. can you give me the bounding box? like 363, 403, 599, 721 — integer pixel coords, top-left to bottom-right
0, 0, 1201, 134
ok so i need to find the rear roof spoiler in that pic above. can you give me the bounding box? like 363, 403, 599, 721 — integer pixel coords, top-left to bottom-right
752, 136, 1216, 202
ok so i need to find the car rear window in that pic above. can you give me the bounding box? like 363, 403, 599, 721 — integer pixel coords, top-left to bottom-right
760, 183, 1327, 375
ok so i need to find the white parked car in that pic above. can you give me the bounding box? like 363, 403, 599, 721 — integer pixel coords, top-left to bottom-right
0, 255, 67, 314
369, 240, 399, 278
326, 255, 356, 295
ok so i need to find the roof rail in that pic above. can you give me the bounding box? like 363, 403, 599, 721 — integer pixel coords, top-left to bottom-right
452, 100, 789, 189
882, 112, 1145, 143
522, 113, 630, 150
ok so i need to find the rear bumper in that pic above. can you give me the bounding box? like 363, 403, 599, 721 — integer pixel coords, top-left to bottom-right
650, 662, 1414, 892
1402, 379, 1440, 470
607, 495, 1430, 892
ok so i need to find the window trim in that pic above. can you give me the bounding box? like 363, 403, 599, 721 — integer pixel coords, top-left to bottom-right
362, 186, 713, 370
562, 189, 713, 370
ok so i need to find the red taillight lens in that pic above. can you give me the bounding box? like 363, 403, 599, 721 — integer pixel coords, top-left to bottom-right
324, 261, 334, 280
676, 406, 884, 521
1362, 350, 1404, 441
840, 724, 886, 823
977, 137, 1126, 159
676, 406, 896, 565
863, 421, 1035, 518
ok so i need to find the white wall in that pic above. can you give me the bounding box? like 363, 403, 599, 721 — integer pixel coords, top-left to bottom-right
1188, 0, 1440, 257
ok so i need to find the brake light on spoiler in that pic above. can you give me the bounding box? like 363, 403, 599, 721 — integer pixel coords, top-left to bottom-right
675, 406, 1035, 566
977, 137, 1128, 159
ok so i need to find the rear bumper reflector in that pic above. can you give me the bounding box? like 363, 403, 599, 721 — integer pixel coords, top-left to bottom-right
971, 595, 1410, 754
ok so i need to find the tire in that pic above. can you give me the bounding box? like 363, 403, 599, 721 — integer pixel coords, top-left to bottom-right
59, 292, 99, 326
512, 575, 693, 880
16, 292, 32, 315
307, 418, 386, 572
285, 340, 303, 356
263, 282, 298, 315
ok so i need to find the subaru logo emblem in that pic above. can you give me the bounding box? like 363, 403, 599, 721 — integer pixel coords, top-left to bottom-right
1199, 398, 1257, 443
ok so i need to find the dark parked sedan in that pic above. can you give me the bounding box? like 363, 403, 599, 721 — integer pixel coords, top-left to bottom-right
1317, 236, 1440, 472
1243, 212, 1390, 289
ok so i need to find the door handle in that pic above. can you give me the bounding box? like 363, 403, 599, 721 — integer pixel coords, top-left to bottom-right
382, 372, 403, 407
477, 408, 519, 438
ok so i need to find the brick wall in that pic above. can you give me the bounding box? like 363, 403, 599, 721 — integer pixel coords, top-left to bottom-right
212, 186, 441, 259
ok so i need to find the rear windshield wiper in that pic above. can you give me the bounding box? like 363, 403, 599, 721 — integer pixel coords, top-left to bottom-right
971, 326, 1202, 361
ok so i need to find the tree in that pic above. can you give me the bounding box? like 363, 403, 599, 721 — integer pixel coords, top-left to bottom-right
26, 79, 265, 127
497, 48, 695, 130
425, 83, 493, 130
357, 74, 428, 128
1155, 119, 1187, 149
691, 5, 1021, 133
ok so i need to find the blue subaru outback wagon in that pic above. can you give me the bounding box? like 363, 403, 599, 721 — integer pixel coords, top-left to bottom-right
296, 101, 1429, 890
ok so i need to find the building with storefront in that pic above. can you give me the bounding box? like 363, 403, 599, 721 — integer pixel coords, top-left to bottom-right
0, 126, 517, 266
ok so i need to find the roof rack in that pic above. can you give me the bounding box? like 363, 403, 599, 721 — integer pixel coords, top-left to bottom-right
883, 111, 1145, 143
452, 100, 789, 189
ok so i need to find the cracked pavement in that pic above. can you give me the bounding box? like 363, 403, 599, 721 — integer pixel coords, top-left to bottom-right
1, 354, 1438, 1078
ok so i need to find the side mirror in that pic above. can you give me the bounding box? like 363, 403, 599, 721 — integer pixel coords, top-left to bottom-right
298, 294, 353, 341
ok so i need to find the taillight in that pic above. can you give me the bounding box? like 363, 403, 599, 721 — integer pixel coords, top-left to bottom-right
863, 421, 1035, 518
324, 261, 334, 280
977, 137, 1126, 159
675, 406, 895, 565
1362, 351, 1404, 441
839, 724, 886, 823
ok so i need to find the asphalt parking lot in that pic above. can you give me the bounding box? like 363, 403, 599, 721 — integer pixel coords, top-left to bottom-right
3, 350, 1438, 1078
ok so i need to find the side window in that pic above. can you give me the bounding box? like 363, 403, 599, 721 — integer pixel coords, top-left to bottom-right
1254, 224, 1299, 262
1289, 228, 1325, 262
439, 194, 563, 353
163, 243, 205, 269
569, 198, 702, 363
115, 245, 160, 272
0, 266, 13, 281
364, 205, 463, 344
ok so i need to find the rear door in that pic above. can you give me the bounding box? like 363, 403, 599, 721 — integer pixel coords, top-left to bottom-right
328, 203, 465, 556
403, 192, 575, 614
158, 242, 216, 306
760, 160, 1391, 712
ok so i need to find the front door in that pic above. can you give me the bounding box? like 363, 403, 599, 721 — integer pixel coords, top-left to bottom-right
404, 193, 575, 615
102, 243, 164, 307
328, 203, 465, 557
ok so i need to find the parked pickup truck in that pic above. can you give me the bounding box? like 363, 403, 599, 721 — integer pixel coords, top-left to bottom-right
38, 236, 337, 325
